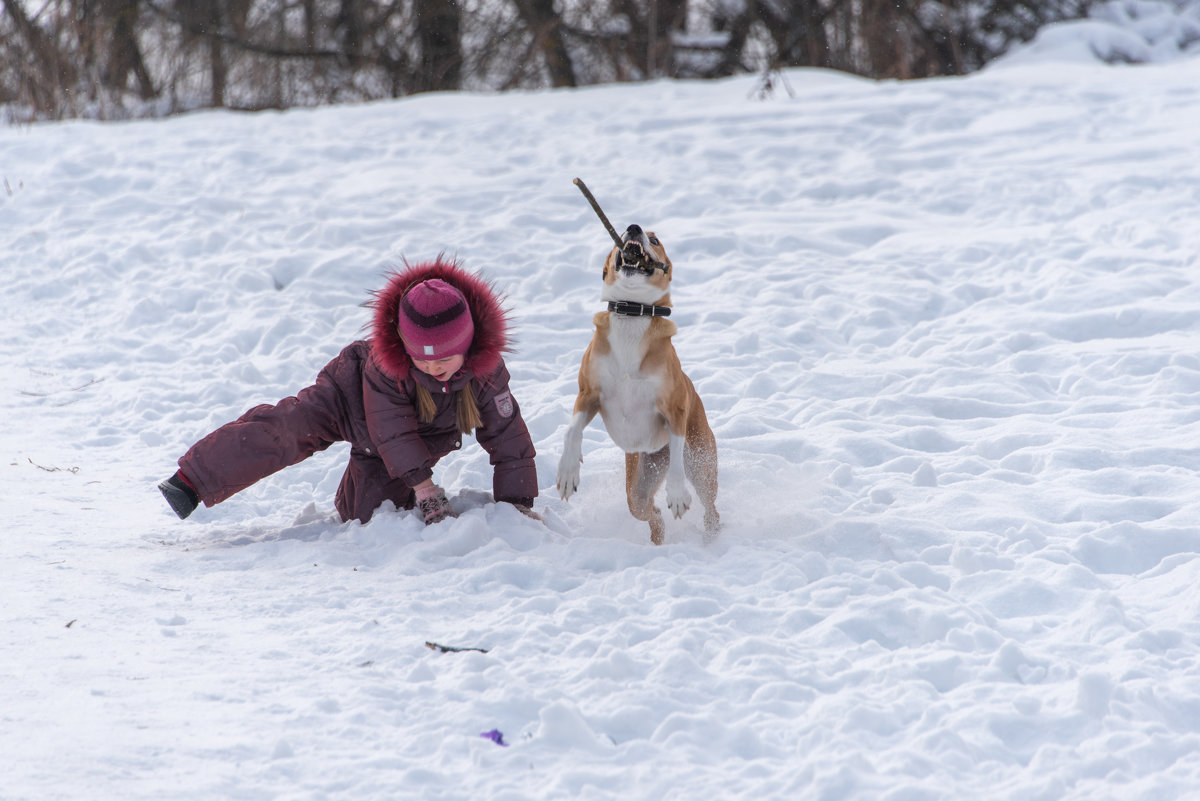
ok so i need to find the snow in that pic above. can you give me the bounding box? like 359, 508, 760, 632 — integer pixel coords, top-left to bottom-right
5, 10, 1200, 801
1001, 0, 1200, 66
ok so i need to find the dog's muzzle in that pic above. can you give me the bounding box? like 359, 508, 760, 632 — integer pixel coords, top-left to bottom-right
618, 224, 667, 275
618, 241, 653, 275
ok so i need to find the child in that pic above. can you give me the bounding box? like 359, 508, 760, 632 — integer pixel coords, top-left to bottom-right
158, 258, 538, 525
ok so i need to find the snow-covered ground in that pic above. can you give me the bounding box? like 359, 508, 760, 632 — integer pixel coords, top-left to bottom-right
4, 4, 1200, 799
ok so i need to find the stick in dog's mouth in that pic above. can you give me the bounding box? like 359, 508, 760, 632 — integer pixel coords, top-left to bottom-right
618, 236, 668, 276
574, 178, 669, 276
573, 177, 623, 249
619, 241, 648, 272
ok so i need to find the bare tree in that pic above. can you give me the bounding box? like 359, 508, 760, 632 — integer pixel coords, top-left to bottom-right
100, 0, 156, 99
414, 0, 462, 92
511, 0, 576, 87
604, 0, 687, 77
0, 0, 1100, 122
2, 0, 77, 115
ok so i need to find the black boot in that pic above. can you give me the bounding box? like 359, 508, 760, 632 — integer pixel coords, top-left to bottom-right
158, 472, 200, 519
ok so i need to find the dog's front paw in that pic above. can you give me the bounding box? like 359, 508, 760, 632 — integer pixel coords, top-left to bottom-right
557, 422, 586, 502
665, 480, 691, 519
556, 457, 581, 501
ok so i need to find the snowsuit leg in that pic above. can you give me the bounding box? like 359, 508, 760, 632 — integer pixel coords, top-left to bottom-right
335, 452, 414, 524
179, 381, 343, 511
179, 346, 414, 523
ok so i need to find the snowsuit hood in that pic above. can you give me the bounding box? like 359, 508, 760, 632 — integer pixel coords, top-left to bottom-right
369, 258, 510, 383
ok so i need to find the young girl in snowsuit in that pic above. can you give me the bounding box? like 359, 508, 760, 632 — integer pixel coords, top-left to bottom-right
158, 258, 538, 525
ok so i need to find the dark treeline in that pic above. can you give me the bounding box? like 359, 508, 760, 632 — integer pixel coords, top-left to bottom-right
1, 0, 1092, 121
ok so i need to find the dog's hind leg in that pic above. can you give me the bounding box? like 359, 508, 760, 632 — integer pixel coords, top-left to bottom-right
625, 448, 669, 545
685, 426, 720, 541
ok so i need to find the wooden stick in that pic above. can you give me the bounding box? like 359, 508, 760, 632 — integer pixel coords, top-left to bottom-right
425, 640, 489, 654
573, 178, 623, 248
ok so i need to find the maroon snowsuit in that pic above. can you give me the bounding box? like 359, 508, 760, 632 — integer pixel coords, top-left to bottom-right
177, 260, 538, 523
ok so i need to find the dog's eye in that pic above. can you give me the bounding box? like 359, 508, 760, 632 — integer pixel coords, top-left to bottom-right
648, 236, 660, 246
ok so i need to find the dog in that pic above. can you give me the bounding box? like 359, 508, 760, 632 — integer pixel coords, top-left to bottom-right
556, 224, 720, 544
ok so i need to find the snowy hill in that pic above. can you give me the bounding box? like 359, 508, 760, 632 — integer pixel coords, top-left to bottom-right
3, 9, 1200, 800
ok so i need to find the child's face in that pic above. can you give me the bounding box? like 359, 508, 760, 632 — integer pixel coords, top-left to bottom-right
411, 354, 465, 382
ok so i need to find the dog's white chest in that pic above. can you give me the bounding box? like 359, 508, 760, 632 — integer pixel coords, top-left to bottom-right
593, 317, 669, 453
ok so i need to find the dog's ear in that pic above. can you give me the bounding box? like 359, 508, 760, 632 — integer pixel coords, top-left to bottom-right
602, 247, 619, 282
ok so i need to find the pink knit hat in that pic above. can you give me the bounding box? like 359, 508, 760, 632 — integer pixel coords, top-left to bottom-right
397, 279, 475, 359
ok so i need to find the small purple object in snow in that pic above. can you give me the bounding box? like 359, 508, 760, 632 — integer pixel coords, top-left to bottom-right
480, 729, 507, 747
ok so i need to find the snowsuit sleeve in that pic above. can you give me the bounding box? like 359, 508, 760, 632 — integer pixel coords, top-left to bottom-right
361, 359, 436, 488
472, 361, 539, 505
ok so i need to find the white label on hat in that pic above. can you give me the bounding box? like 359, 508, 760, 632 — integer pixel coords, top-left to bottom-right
424, 345, 435, 356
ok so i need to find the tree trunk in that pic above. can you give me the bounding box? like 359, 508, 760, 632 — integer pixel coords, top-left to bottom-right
102, 0, 156, 99
511, 0, 576, 88
651, 0, 686, 76
415, 0, 462, 92
303, 0, 317, 51
860, 0, 908, 78
2, 0, 77, 113
204, 0, 226, 106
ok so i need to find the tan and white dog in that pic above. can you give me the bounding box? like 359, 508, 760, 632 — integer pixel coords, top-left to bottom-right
556, 224, 719, 544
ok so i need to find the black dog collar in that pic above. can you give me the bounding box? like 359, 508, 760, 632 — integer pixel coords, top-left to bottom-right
608, 300, 672, 318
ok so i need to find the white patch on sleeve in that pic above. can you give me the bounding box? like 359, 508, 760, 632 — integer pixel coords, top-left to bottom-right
494, 390, 514, 418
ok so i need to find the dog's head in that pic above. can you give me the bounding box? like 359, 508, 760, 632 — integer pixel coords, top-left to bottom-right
601, 224, 673, 305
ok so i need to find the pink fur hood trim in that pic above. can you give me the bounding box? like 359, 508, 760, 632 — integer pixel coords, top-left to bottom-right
368, 257, 511, 383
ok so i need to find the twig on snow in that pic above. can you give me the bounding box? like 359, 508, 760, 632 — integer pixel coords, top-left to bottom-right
425, 641, 490, 654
